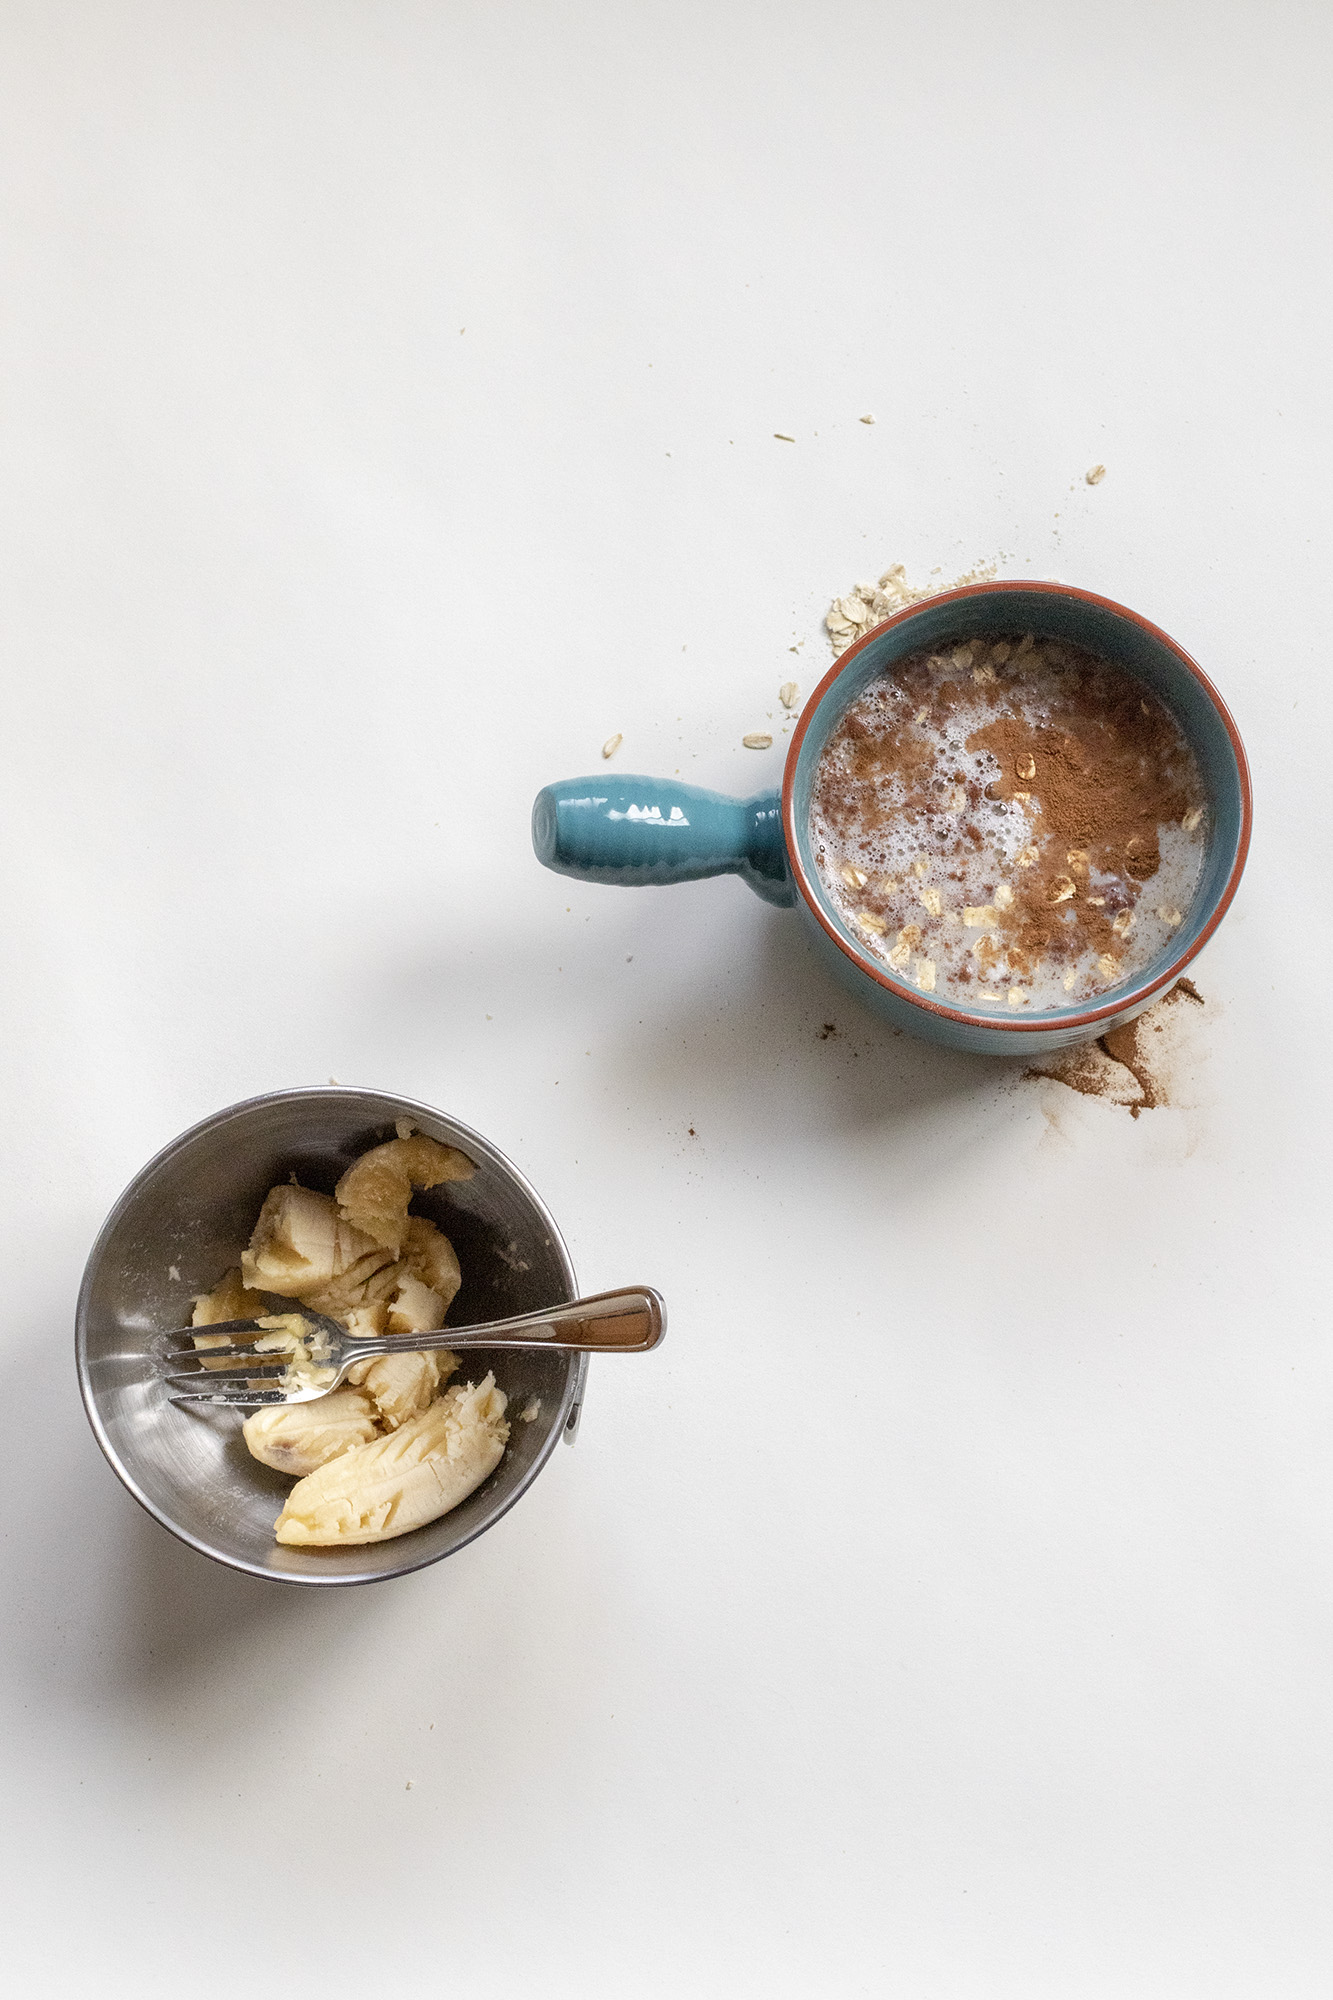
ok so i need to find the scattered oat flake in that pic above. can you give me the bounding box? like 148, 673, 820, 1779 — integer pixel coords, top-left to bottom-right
168, 1264, 180, 1282
520, 1397, 542, 1423
779, 681, 800, 710
860, 414, 876, 424
1086, 464, 1107, 485
1157, 906, 1183, 927
1008, 988, 1027, 1008
915, 958, 936, 992
1182, 807, 1203, 833
917, 885, 943, 916
602, 733, 623, 759
856, 911, 887, 935
823, 557, 999, 655
1016, 846, 1039, 868
963, 905, 998, 927
887, 941, 911, 969
994, 884, 1015, 910
1096, 953, 1119, 978
743, 732, 773, 749
1049, 877, 1076, 904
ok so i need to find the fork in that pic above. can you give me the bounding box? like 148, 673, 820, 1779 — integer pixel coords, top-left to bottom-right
157, 1286, 665, 1407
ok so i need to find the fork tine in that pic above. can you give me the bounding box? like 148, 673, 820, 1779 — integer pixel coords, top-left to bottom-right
162, 1366, 286, 1389
156, 1345, 282, 1367
161, 1319, 271, 1343
157, 1319, 326, 1363
170, 1389, 289, 1408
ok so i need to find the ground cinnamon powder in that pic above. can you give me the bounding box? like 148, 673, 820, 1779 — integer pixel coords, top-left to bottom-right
812, 634, 1206, 1005
1027, 977, 1206, 1115
965, 665, 1196, 975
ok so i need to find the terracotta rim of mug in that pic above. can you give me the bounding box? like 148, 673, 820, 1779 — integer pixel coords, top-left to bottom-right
780, 580, 1253, 1035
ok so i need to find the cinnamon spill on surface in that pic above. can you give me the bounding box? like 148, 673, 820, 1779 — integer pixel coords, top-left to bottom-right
1026, 978, 1205, 1116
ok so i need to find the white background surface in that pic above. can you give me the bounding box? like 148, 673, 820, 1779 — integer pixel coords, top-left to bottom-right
1, 3, 1329, 1994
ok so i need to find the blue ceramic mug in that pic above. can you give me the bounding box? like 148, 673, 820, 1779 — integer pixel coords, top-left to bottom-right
532, 583, 1252, 1055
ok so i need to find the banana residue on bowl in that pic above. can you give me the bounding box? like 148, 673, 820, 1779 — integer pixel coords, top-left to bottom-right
188, 1126, 510, 1548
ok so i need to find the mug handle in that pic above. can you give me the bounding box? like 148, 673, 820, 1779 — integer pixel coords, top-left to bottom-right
532, 777, 794, 907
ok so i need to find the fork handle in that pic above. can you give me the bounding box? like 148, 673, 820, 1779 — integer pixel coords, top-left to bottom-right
345, 1286, 665, 1362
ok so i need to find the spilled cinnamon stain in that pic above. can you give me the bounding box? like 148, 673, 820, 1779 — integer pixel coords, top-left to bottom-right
1026, 978, 1205, 1116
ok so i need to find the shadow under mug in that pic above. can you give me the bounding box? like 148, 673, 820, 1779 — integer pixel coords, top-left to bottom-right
533, 583, 1252, 1056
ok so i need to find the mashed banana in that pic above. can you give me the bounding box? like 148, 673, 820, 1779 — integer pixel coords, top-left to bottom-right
189, 1132, 509, 1546
274, 1377, 509, 1546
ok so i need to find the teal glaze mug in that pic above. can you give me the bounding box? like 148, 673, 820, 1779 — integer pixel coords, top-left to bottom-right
532, 583, 1252, 1055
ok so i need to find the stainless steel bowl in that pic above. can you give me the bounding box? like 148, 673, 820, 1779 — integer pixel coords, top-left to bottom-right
76, 1088, 586, 1585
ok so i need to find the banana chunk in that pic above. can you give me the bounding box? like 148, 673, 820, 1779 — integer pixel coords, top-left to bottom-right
274, 1375, 508, 1546
400, 1216, 462, 1314
191, 1266, 268, 1327
298, 1257, 400, 1321
344, 1301, 389, 1341
191, 1265, 270, 1369
333, 1222, 460, 1334
241, 1185, 391, 1300
358, 1348, 459, 1430
335, 1136, 474, 1256
385, 1273, 445, 1336
243, 1387, 381, 1477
